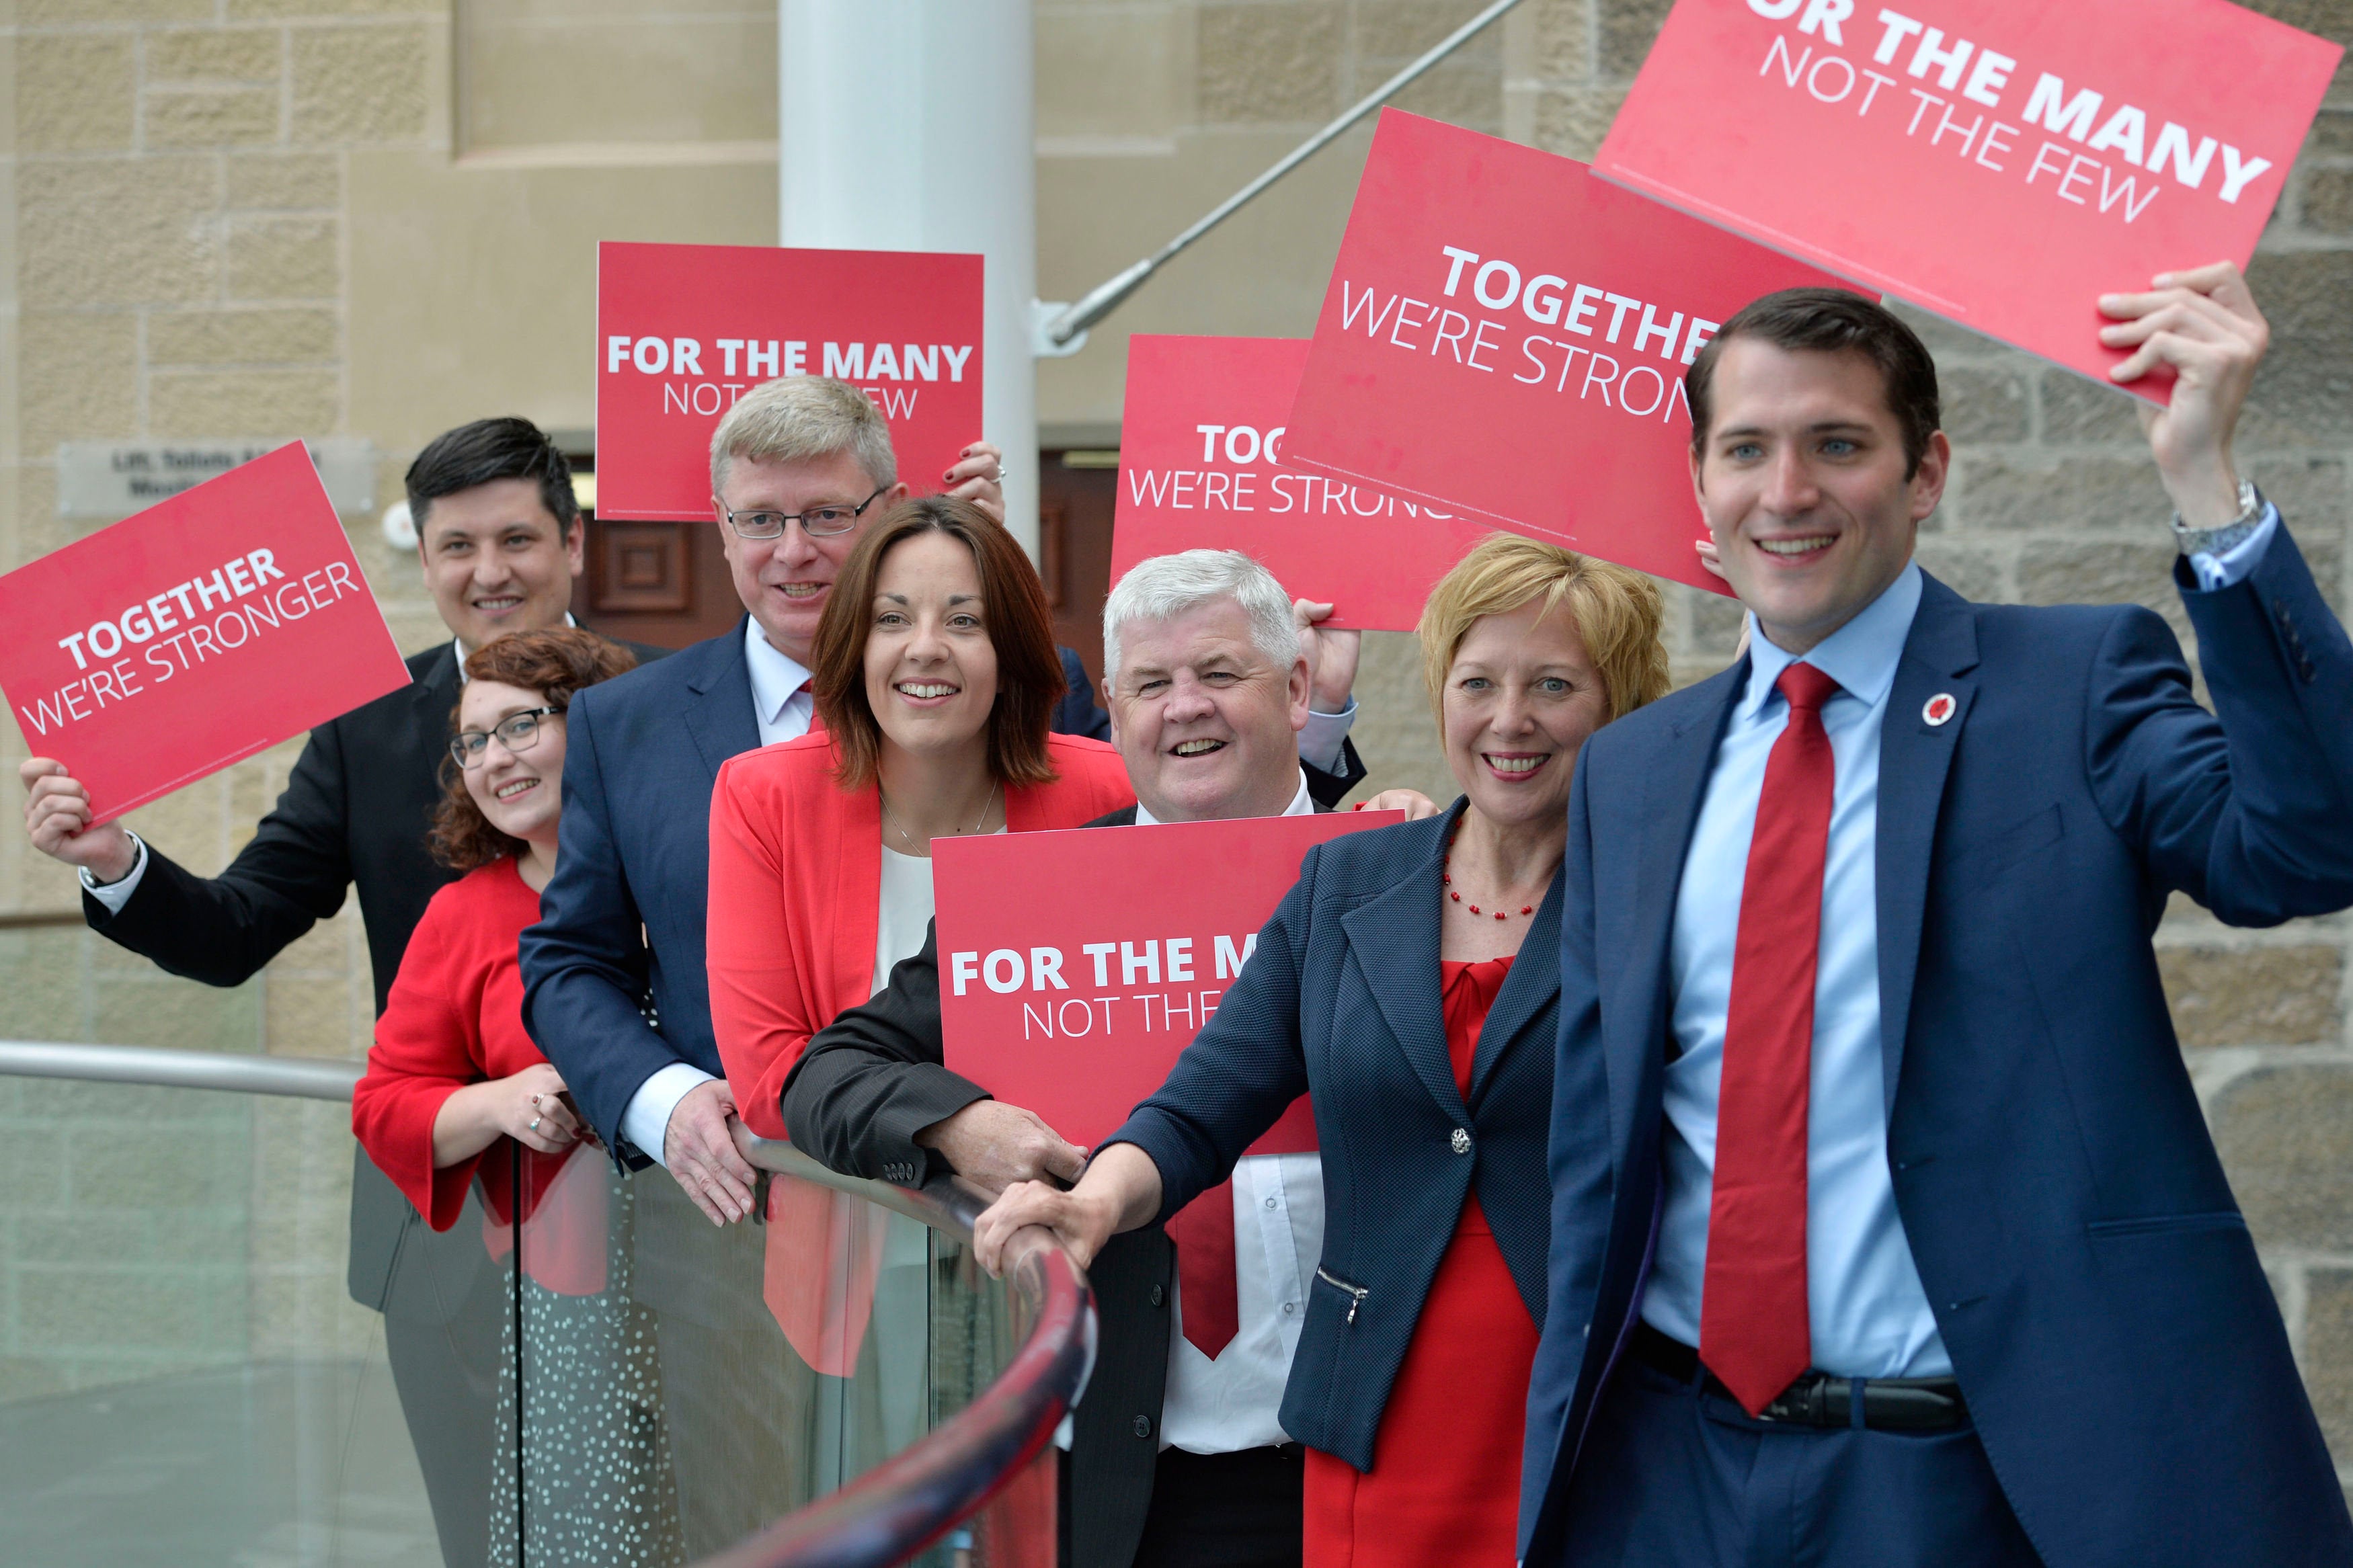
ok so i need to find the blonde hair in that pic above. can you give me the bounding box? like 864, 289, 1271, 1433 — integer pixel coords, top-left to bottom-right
1417, 534, 1669, 733
708, 376, 898, 498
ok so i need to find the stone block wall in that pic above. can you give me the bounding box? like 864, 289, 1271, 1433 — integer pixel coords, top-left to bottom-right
0, 0, 451, 1394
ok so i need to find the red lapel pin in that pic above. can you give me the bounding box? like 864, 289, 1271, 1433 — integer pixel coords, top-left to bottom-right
1923, 693, 1957, 727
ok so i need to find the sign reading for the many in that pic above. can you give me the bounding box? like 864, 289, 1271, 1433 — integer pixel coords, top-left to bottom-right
934, 811, 1402, 1155
0, 443, 409, 823
1110, 335, 1490, 632
594, 242, 985, 521
1593, 0, 2340, 395
1283, 112, 1842, 595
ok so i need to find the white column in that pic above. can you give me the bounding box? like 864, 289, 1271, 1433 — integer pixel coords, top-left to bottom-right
779, 0, 1041, 557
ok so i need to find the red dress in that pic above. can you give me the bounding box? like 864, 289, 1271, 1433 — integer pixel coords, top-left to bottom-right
352, 857, 584, 1253
1304, 956, 1541, 1568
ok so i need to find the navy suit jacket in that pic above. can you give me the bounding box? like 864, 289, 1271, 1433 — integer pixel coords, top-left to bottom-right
1109, 802, 1560, 1471
1519, 528, 2353, 1568
521, 622, 1112, 1153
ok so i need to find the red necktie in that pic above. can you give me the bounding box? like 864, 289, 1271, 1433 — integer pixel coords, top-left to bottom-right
1702, 662, 1841, 1415
1166, 1182, 1240, 1359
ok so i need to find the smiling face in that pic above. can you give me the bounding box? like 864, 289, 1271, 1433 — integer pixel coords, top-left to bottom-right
1441, 600, 1609, 832
1692, 338, 1948, 655
1107, 597, 1310, 824
717, 448, 910, 667
416, 479, 584, 650
862, 530, 1000, 765
457, 679, 567, 851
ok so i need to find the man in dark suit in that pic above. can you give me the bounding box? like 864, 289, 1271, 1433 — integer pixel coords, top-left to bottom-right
781, 549, 1373, 1568
17, 417, 661, 1568
1517, 266, 2353, 1567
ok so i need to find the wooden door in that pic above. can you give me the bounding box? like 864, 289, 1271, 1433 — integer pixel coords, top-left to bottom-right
1039, 450, 1119, 695
573, 451, 1123, 659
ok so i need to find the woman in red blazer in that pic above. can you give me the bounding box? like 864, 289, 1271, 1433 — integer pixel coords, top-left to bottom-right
350, 627, 682, 1561
708, 495, 1132, 1141
706, 497, 1129, 1381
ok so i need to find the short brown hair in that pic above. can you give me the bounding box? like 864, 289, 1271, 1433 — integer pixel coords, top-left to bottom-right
429, 627, 637, 872
1686, 287, 1941, 479
811, 496, 1064, 790
1417, 533, 1669, 731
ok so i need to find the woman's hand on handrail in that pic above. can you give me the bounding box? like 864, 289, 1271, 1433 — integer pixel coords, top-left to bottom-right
432, 1061, 590, 1167
972, 1142, 1164, 1277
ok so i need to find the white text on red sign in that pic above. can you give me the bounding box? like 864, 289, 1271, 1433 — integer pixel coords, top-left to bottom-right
603, 337, 975, 421
1747, 0, 2275, 228
21, 548, 364, 739
948, 934, 1262, 1040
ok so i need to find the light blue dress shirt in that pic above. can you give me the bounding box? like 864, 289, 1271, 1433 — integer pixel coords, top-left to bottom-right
1640, 512, 2278, 1378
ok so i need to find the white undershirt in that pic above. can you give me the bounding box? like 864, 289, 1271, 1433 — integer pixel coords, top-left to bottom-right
1129, 771, 1324, 1453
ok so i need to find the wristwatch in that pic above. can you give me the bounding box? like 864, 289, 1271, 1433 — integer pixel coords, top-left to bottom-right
2171, 478, 2265, 559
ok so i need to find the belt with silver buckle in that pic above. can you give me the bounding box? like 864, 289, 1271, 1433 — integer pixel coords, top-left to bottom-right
1630, 1322, 1968, 1431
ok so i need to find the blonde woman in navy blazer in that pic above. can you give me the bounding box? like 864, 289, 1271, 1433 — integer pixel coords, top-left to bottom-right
975, 536, 1671, 1568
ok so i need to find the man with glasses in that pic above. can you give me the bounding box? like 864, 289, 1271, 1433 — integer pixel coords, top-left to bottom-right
16, 417, 660, 1568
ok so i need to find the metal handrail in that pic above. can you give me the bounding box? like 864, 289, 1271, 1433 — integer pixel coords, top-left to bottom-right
0, 1040, 1095, 1568
1040, 0, 1529, 347
0, 1039, 364, 1100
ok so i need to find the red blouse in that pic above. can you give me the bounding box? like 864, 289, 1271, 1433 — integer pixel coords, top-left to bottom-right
352, 857, 551, 1233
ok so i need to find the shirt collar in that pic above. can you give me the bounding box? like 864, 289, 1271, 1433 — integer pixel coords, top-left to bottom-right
744, 619, 814, 724
453, 613, 577, 684
1741, 561, 1923, 717
1132, 768, 1314, 827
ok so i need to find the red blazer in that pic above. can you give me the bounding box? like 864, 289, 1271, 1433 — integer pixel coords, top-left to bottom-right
708, 730, 1134, 1139
353, 857, 564, 1232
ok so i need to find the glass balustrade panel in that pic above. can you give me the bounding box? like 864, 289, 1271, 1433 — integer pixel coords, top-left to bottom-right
0, 1071, 439, 1567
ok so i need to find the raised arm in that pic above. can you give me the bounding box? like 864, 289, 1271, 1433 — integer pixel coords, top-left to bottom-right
2088, 261, 2353, 918
50, 721, 358, 986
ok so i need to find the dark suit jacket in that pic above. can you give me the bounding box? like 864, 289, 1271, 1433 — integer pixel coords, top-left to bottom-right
1055, 647, 1111, 741
1108, 802, 1560, 1475
1519, 535, 2353, 1568
783, 791, 1367, 1568
82, 636, 667, 1315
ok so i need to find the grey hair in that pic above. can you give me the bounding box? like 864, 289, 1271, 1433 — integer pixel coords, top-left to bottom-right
709, 376, 898, 498
1101, 549, 1300, 689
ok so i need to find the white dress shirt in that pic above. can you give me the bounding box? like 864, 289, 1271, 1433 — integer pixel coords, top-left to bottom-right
1644, 518, 2279, 1378
1133, 772, 1324, 1452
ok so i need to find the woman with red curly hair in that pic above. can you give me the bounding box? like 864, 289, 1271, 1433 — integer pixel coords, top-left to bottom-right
351, 626, 682, 1565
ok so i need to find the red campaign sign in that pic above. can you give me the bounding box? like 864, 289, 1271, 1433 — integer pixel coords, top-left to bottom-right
1109, 335, 1492, 632
1595, 0, 2340, 397
1283, 112, 1842, 595
934, 811, 1401, 1156
595, 242, 986, 521
0, 444, 409, 825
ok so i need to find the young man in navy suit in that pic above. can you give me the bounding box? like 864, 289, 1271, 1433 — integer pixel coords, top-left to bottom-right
1518, 264, 2353, 1567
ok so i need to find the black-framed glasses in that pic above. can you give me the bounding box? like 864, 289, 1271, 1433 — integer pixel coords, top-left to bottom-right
719, 485, 890, 540
450, 706, 561, 769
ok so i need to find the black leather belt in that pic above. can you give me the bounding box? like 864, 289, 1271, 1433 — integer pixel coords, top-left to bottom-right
1630, 1322, 1968, 1431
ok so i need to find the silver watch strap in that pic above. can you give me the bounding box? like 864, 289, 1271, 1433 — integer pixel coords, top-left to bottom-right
2171, 479, 2263, 556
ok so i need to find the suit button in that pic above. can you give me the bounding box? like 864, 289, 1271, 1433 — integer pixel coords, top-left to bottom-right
1451, 1128, 1472, 1155
1150, 1285, 1164, 1307
1132, 1415, 1154, 1439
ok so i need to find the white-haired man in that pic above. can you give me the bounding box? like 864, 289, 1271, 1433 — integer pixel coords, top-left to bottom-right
781, 548, 1373, 1568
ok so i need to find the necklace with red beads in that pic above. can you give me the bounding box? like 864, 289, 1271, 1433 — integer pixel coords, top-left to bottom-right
1441, 824, 1535, 921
